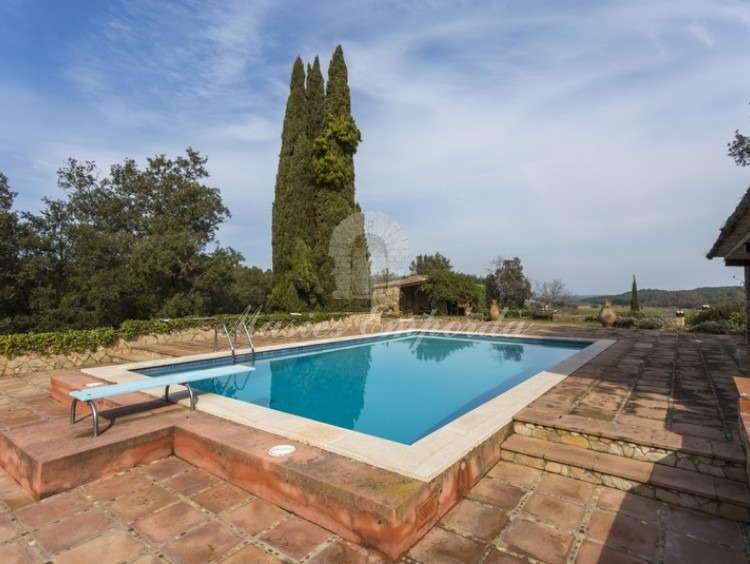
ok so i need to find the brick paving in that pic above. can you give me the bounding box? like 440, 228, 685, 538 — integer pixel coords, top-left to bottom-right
406, 461, 749, 563
0, 457, 377, 563
1, 324, 750, 562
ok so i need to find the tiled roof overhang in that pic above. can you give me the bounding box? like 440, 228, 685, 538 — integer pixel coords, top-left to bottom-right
707, 185, 750, 266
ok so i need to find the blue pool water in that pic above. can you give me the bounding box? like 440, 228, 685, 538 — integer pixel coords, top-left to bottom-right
139, 333, 586, 445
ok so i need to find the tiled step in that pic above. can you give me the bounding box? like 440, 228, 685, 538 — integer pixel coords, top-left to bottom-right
513, 407, 747, 482
501, 434, 750, 521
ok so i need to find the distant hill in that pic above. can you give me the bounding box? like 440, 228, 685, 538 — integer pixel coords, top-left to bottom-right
579, 286, 744, 309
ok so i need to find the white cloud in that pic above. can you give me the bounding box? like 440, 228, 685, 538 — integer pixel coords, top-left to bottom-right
3, 0, 750, 293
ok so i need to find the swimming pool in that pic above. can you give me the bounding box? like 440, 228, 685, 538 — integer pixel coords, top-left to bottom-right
89, 329, 612, 481
138, 332, 585, 445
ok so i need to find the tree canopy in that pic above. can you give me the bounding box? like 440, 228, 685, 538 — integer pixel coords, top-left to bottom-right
727, 102, 750, 166
1, 150, 270, 333
729, 128, 750, 167
0, 173, 23, 332
487, 257, 532, 309
534, 279, 571, 309
419, 269, 486, 315
409, 252, 453, 275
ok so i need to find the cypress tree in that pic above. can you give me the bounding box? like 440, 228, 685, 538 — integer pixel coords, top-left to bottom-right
306, 57, 325, 141
270, 46, 366, 310
271, 57, 308, 279
325, 45, 352, 114
631, 275, 641, 312
311, 45, 365, 305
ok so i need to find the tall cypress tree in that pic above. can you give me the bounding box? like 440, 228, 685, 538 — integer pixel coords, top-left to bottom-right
270, 46, 366, 310
311, 45, 364, 304
306, 57, 325, 141
272, 57, 308, 279
631, 275, 641, 312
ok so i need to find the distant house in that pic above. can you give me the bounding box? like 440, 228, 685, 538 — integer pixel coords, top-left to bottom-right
370, 274, 478, 316
707, 186, 750, 342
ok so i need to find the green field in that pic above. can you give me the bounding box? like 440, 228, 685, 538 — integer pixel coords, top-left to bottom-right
575, 306, 694, 318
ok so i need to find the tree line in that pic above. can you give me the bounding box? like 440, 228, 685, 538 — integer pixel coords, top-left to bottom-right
583, 286, 744, 309
408, 252, 544, 314
0, 151, 271, 334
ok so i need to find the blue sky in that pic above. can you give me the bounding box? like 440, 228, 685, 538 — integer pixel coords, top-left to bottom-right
2, 0, 750, 295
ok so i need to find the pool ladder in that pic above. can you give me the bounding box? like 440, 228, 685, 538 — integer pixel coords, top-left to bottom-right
216, 305, 262, 363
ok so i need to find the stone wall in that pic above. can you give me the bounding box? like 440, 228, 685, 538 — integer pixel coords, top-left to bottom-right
371, 286, 400, 313
0, 313, 383, 377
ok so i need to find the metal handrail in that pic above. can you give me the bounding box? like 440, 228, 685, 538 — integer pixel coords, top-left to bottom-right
235, 304, 262, 357
194, 305, 262, 363
240, 321, 255, 355
219, 322, 236, 361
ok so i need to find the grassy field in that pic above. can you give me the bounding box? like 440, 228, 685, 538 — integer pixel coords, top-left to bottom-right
575, 306, 695, 318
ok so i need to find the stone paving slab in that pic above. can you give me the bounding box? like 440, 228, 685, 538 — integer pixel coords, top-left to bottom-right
405, 460, 750, 563
0, 457, 381, 563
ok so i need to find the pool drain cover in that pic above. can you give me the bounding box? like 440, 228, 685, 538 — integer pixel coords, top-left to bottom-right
268, 445, 296, 457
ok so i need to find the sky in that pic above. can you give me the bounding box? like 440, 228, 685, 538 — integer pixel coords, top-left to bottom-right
2, 0, 750, 295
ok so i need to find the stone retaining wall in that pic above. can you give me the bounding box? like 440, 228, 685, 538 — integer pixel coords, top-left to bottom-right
500, 448, 749, 520
512, 421, 747, 482
0, 327, 213, 377
0, 313, 382, 377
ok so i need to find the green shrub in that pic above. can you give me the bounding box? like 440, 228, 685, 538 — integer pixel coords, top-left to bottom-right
0, 312, 350, 358
686, 302, 745, 335
0, 328, 118, 357
120, 319, 170, 340
638, 317, 666, 330
688, 320, 745, 335
627, 309, 648, 320
615, 317, 639, 329
687, 302, 744, 326
502, 308, 532, 319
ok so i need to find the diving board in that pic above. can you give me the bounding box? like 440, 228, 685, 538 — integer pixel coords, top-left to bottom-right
70, 365, 255, 436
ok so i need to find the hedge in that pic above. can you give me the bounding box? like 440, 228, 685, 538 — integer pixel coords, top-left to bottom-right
0, 312, 348, 358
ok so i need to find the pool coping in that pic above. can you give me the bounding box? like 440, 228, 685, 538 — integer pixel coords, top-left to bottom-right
83, 329, 615, 482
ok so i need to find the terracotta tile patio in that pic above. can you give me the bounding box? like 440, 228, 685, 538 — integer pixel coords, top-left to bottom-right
1, 323, 750, 562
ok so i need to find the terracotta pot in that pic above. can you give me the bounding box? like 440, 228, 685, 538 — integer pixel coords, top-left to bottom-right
489, 301, 500, 321
598, 305, 616, 328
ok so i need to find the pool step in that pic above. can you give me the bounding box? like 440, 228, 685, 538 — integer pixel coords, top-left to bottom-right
501, 434, 750, 521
